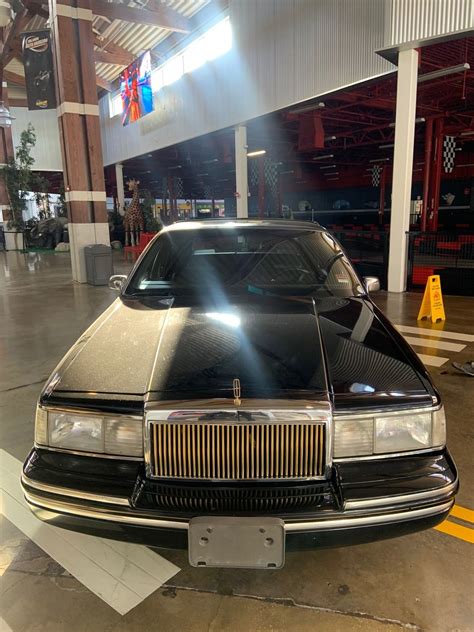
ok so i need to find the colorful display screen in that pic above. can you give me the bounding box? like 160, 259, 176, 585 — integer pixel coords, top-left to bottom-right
120, 51, 154, 126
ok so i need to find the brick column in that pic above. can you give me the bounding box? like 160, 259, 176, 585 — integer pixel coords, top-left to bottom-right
49, 0, 110, 282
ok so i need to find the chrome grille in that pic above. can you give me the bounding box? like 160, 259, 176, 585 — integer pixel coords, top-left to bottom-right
149, 422, 326, 480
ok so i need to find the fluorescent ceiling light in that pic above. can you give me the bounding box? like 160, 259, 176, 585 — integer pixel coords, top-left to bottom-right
325, 135, 336, 141
369, 158, 390, 163
320, 164, 336, 169
247, 150, 266, 157
289, 102, 325, 115
197, 172, 208, 176
389, 117, 425, 128
313, 154, 334, 161
203, 158, 218, 163
457, 163, 474, 167
460, 130, 474, 137
323, 172, 339, 176
327, 177, 339, 181
379, 143, 394, 149
418, 63, 470, 84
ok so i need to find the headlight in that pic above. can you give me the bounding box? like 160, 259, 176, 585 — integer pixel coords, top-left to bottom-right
334, 407, 446, 458
35, 406, 143, 457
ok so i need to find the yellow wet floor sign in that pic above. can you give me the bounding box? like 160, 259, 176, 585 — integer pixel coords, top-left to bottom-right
417, 275, 446, 322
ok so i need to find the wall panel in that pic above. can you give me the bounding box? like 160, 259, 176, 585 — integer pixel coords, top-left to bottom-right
100, 0, 393, 166
388, 0, 473, 45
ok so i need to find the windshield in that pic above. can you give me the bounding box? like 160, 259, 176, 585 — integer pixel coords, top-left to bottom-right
125, 226, 364, 298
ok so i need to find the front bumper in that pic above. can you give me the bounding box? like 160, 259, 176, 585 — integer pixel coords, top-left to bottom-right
21, 448, 458, 550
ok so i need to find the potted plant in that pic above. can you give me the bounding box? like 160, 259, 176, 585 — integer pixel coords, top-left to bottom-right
0, 124, 42, 250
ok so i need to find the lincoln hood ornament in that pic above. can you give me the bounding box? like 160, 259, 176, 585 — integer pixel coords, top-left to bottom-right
233, 378, 241, 406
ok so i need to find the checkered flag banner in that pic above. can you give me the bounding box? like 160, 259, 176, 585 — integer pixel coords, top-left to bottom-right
443, 136, 456, 173
371, 164, 382, 187
264, 160, 279, 193
249, 159, 259, 186
174, 176, 184, 198
203, 184, 212, 199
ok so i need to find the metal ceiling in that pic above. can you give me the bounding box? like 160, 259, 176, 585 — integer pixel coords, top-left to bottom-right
5, 0, 210, 83
95, 0, 209, 82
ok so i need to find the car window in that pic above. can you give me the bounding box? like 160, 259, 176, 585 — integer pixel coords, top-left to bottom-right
126, 227, 364, 298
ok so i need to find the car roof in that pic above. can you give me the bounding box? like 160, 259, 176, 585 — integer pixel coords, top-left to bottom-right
163, 219, 325, 233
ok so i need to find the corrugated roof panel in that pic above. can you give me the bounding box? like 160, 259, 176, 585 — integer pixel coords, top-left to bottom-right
95, 0, 209, 81
8, 1, 210, 84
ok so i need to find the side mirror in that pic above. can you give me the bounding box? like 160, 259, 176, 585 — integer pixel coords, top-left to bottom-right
109, 275, 127, 292
363, 276, 381, 293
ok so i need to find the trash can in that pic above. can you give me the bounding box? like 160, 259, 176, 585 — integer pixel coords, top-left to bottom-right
84, 244, 113, 286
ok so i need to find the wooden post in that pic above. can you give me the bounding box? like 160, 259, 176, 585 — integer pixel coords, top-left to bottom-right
49, 0, 109, 282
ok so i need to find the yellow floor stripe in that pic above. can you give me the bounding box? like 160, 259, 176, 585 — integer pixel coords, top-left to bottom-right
450, 504, 474, 524
435, 520, 474, 544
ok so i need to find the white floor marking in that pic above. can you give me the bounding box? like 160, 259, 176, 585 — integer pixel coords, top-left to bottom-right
0, 450, 180, 615
395, 324, 474, 343
403, 335, 466, 353
416, 353, 449, 367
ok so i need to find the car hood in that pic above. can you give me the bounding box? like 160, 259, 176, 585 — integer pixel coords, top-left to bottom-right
43, 295, 435, 410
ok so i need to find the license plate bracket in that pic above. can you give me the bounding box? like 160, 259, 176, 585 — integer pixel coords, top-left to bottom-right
188, 516, 285, 569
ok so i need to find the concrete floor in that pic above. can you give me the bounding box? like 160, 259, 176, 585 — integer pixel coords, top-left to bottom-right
1, 250, 473, 632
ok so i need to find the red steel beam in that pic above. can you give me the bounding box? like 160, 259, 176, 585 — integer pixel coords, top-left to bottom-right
429, 118, 444, 232
421, 118, 433, 231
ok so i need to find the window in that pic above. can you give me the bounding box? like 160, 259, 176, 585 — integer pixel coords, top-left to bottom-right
201, 17, 232, 61
151, 68, 164, 93
126, 227, 363, 298
162, 55, 184, 86
183, 36, 207, 73
109, 93, 123, 118
108, 17, 232, 118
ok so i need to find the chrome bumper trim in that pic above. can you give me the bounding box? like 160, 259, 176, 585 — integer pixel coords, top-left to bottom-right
284, 500, 453, 532
23, 487, 454, 534
344, 480, 458, 510
24, 489, 189, 530
21, 474, 130, 507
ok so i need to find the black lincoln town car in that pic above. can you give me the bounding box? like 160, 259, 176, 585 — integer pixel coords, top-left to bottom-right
22, 220, 458, 569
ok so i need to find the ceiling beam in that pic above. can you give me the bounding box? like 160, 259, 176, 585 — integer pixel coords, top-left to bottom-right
90, 0, 191, 32
22, 0, 48, 19
94, 49, 131, 66
9, 97, 28, 106
1, 8, 32, 66
96, 75, 113, 92
3, 69, 26, 86
94, 36, 134, 66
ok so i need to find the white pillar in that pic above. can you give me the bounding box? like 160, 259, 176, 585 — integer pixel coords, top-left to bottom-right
235, 124, 248, 218
115, 163, 125, 216
388, 48, 418, 293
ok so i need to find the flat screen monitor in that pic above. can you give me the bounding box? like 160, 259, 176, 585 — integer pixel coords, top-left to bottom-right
120, 51, 154, 126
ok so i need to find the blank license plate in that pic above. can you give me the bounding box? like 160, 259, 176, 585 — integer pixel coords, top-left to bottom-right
188, 516, 285, 569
